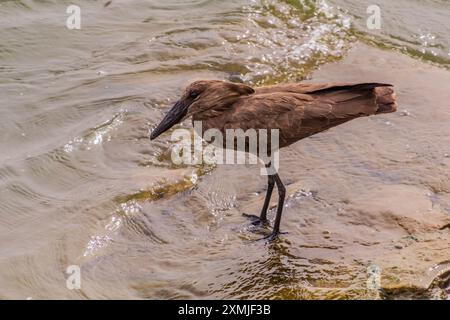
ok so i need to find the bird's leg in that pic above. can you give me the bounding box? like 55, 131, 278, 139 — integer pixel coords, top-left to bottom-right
243, 163, 274, 226
243, 174, 274, 225
259, 174, 274, 221
264, 173, 286, 241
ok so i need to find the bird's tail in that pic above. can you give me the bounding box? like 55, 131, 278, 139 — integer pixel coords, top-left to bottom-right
373, 86, 397, 114
310, 83, 397, 116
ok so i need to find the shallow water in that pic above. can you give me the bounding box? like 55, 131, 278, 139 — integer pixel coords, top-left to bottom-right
0, 0, 449, 299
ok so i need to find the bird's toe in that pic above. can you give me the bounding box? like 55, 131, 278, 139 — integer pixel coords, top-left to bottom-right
262, 231, 288, 243
242, 213, 259, 221
263, 232, 279, 243
242, 213, 269, 226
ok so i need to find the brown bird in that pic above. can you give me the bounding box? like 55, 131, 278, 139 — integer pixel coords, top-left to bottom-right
150, 80, 397, 241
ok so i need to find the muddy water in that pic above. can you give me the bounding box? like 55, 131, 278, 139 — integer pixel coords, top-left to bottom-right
0, 0, 449, 299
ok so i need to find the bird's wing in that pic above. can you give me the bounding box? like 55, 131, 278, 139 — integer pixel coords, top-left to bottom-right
255, 83, 342, 94
221, 83, 395, 147
255, 82, 392, 95
224, 93, 332, 146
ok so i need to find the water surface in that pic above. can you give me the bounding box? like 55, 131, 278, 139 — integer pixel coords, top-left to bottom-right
0, 0, 449, 299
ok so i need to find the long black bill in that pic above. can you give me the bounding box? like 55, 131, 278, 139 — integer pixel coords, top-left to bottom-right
150, 100, 188, 140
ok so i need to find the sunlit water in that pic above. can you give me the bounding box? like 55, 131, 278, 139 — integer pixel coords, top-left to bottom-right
0, 0, 449, 299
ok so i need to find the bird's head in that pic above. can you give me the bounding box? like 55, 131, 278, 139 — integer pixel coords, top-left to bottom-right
150, 80, 254, 140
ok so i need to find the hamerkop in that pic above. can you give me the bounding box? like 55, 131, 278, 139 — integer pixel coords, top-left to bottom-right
150, 80, 397, 241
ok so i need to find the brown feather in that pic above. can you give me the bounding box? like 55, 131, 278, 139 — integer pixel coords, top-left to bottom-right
192, 81, 396, 152
150, 80, 397, 238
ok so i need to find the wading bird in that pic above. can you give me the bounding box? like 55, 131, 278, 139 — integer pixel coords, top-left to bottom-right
150, 80, 397, 241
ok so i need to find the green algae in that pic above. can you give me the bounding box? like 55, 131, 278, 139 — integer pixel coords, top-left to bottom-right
116, 164, 215, 204
350, 29, 450, 70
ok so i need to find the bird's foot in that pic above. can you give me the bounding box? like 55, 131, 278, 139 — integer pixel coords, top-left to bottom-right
261, 230, 288, 243
242, 213, 269, 226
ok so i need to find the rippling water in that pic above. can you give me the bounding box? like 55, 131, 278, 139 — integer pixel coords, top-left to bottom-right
1, 0, 449, 299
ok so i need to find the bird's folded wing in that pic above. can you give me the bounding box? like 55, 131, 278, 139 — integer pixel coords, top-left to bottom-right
225, 83, 394, 147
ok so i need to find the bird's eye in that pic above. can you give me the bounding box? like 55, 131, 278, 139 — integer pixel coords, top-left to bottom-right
189, 91, 199, 99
